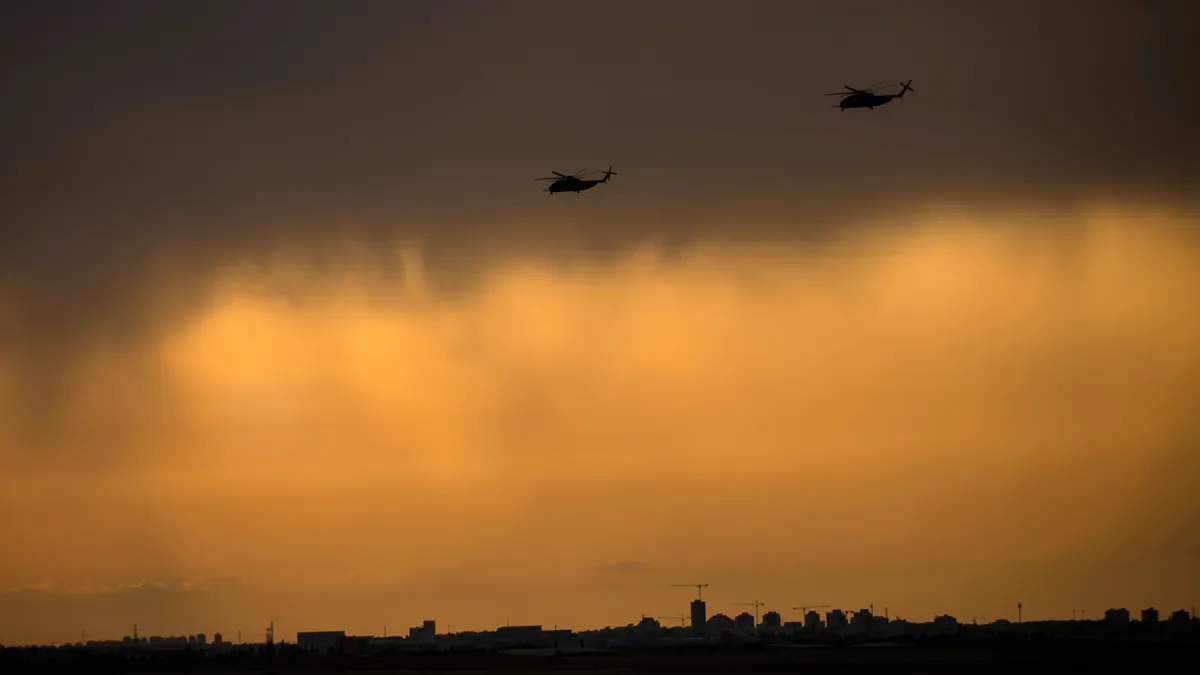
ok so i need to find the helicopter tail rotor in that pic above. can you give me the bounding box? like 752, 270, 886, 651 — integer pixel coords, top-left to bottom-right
897, 80, 914, 96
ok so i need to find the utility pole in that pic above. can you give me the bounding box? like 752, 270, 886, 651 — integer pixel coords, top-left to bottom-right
1018, 603, 1023, 624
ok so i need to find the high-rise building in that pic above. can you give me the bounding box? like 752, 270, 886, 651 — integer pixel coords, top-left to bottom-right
804, 611, 823, 630
761, 611, 782, 628
825, 609, 847, 632
690, 599, 707, 636
1142, 608, 1159, 623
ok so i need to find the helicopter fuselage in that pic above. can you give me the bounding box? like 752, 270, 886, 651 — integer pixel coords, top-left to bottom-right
548, 178, 602, 193
840, 93, 898, 110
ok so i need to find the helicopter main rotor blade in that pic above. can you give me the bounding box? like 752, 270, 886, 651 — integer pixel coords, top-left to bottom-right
843, 82, 883, 94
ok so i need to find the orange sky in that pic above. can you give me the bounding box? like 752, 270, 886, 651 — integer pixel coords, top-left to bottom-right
2, 204, 1199, 645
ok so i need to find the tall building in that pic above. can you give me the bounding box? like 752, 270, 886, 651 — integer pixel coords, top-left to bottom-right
761, 611, 782, 628
804, 611, 823, 631
690, 599, 707, 636
825, 609, 847, 632
1142, 608, 1159, 623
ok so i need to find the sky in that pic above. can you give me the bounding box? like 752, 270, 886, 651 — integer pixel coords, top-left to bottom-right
2, 0, 1200, 645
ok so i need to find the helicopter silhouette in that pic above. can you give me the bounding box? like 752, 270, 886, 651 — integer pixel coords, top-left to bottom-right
535, 166, 617, 194
825, 80, 914, 111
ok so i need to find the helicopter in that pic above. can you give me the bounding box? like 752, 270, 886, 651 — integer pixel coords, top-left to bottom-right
825, 80, 914, 110
535, 166, 617, 194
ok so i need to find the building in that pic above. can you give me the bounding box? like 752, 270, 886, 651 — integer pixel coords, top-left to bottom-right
408, 620, 436, 645
297, 631, 346, 655
850, 609, 873, 634
1170, 609, 1191, 622
707, 613, 734, 634
933, 615, 958, 635
213, 633, 223, 646
1104, 608, 1130, 624
1142, 608, 1159, 624
804, 611, 823, 631
495, 625, 543, 646
825, 609, 847, 632
734, 612, 755, 631
761, 611, 782, 628
690, 599, 707, 636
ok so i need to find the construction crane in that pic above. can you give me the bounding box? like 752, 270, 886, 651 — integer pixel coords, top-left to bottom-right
657, 615, 688, 628
671, 583, 710, 601
735, 601, 767, 625
793, 604, 830, 615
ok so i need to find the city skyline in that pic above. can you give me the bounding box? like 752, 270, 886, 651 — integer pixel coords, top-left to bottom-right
3, 573, 1197, 646
4, 599, 1197, 649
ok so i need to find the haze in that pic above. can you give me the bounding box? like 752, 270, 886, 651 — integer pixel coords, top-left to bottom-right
2, 0, 1199, 646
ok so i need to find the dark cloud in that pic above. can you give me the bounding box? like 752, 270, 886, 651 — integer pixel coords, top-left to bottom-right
2, 0, 1198, 375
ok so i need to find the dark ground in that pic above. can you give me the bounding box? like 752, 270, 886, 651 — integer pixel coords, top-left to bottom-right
5, 640, 1200, 675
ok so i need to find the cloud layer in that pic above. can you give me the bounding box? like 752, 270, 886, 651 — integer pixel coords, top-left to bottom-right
3, 205, 1198, 644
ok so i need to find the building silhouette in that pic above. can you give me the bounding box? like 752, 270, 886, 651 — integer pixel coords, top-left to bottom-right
825, 609, 847, 632
408, 620, 436, 646
761, 610, 782, 628
691, 599, 707, 636
706, 613, 734, 635
1142, 608, 1159, 624
804, 610, 823, 631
